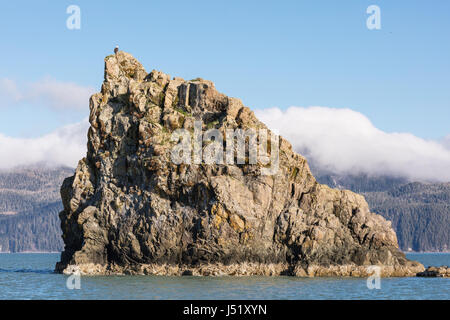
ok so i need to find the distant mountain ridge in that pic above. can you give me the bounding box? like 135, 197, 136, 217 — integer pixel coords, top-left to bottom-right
313, 170, 449, 252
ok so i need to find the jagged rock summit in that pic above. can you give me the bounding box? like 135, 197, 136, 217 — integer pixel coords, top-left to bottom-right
56, 51, 424, 276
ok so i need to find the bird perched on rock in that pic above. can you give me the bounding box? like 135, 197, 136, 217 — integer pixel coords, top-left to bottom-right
114, 46, 119, 54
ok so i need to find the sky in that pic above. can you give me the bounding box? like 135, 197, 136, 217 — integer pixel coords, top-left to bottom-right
0, 1, 449, 180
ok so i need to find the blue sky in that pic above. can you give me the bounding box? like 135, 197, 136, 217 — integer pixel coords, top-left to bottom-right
0, 0, 449, 140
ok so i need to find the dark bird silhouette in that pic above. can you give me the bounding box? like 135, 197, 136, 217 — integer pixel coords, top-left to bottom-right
114, 46, 119, 54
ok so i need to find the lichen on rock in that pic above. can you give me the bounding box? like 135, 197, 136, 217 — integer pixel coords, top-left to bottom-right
55, 51, 424, 277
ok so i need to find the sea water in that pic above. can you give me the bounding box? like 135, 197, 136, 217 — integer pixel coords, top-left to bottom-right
0, 253, 448, 299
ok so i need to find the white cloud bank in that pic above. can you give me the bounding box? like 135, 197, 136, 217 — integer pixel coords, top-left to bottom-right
0, 77, 95, 110
0, 77, 94, 169
0, 105, 449, 182
255, 106, 450, 182
0, 119, 89, 169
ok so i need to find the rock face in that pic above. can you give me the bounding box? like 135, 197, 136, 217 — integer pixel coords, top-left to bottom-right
56, 51, 424, 276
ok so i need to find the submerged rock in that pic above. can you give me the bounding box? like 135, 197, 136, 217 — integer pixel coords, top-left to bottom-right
55, 51, 424, 276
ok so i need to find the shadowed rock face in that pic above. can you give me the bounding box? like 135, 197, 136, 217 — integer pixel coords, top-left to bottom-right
55, 51, 424, 276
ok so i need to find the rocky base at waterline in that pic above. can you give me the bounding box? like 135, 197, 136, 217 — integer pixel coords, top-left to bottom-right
417, 266, 450, 278
62, 262, 424, 277
56, 51, 424, 277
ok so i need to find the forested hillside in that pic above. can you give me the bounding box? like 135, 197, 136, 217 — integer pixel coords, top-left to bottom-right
0, 166, 73, 252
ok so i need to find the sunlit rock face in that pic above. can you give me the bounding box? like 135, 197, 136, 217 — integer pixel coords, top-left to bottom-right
55, 51, 423, 276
